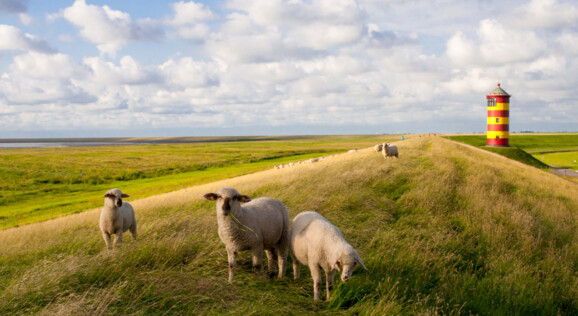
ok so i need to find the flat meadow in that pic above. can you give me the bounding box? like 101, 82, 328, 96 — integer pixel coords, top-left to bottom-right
446, 133, 578, 172
0, 135, 392, 229
0, 135, 576, 315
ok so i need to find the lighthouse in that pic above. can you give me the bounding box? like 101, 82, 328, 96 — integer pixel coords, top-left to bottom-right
486, 83, 510, 147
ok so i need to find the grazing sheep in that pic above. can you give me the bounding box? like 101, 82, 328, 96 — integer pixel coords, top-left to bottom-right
99, 188, 137, 250
382, 143, 399, 159
374, 144, 383, 152
290, 211, 367, 300
204, 187, 289, 283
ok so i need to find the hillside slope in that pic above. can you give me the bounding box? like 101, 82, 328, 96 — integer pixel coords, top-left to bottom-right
0, 137, 577, 315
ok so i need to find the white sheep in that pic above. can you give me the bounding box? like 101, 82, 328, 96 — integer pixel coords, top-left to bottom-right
374, 144, 383, 152
204, 187, 289, 283
290, 211, 367, 300
99, 188, 137, 250
348, 149, 358, 153
382, 142, 399, 159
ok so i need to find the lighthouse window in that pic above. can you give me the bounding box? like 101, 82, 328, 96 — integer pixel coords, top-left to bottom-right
496, 118, 500, 123
488, 98, 496, 107
496, 136, 500, 140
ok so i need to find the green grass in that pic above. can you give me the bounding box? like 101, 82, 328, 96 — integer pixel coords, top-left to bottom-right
444, 134, 578, 170
0, 135, 392, 229
447, 134, 578, 152
1, 136, 576, 315
535, 151, 578, 170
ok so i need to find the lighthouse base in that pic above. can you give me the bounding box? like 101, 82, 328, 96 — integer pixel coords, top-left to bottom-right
487, 139, 509, 147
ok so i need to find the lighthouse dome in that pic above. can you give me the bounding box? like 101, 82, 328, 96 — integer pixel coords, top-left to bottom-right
488, 83, 510, 96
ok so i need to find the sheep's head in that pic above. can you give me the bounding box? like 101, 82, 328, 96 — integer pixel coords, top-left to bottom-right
333, 247, 367, 282
204, 187, 251, 216
104, 188, 129, 208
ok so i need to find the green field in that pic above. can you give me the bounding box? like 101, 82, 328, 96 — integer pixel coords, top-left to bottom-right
445, 133, 578, 171
1, 136, 576, 315
0, 135, 393, 229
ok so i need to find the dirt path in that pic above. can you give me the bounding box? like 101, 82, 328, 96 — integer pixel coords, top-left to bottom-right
550, 167, 578, 178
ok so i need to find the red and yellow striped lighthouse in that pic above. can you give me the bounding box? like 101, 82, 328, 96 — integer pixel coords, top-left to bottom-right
486, 83, 510, 146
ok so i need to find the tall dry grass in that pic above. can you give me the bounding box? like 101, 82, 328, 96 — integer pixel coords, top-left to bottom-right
0, 136, 576, 315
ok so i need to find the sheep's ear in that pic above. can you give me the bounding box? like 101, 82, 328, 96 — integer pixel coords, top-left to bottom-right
204, 193, 219, 201
238, 195, 251, 203
356, 255, 367, 270
121, 194, 129, 198
104, 193, 113, 198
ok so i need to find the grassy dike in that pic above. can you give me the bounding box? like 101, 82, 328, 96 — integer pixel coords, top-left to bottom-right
0, 136, 577, 315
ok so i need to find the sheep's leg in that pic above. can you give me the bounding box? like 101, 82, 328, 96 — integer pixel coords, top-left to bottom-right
130, 224, 137, 241
309, 265, 322, 301
277, 246, 287, 279
226, 248, 237, 283
251, 246, 263, 273
264, 248, 276, 277
102, 233, 112, 250
326, 270, 336, 300
292, 254, 300, 280
113, 232, 123, 248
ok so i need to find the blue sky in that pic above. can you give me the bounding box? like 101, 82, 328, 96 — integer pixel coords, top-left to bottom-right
0, 0, 577, 138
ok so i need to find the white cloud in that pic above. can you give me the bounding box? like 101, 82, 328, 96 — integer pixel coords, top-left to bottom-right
58, 0, 164, 55
286, 22, 364, 50
0, 52, 94, 106
0, 75, 95, 106
208, 0, 367, 62
226, 0, 364, 26
446, 19, 545, 66
159, 57, 220, 88
18, 13, 31, 25
478, 19, 544, 64
557, 33, 578, 55
206, 21, 289, 63
515, 0, 578, 29
167, 1, 216, 40
84, 56, 161, 85
9, 52, 84, 79
446, 31, 479, 67
0, 24, 54, 53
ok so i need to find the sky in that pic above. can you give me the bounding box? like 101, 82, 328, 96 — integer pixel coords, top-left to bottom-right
0, 0, 577, 138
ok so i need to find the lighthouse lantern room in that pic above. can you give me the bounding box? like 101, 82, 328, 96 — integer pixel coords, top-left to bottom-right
486, 83, 510, 147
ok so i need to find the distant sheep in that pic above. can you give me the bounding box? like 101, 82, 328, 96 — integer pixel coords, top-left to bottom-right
348, 149, 358, 153
382, 143, 399, 159
204, 187, 289, 283
99, 188, 137, 250
273, 155, 340, 170
374, 144, 383, 152
290, 211, 367, 300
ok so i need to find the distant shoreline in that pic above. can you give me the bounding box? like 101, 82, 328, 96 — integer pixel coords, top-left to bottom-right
0, 135, 343, 143
0, 135, 345, 148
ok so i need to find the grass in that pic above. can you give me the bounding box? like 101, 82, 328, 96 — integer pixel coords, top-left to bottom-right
536, 151, 578, 170
444, 134, 578, 170
0, 136, 576, 315
0, 135, 393, 229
